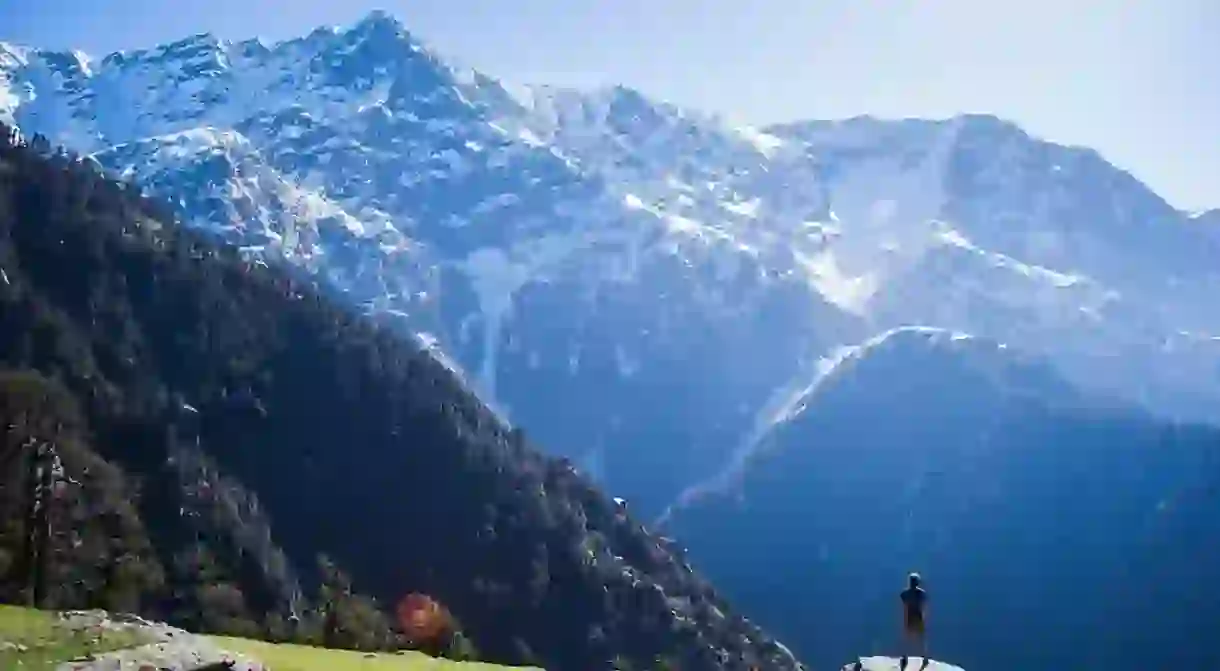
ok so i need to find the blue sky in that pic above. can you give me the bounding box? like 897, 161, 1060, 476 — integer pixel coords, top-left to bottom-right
4, 0, 1217, 211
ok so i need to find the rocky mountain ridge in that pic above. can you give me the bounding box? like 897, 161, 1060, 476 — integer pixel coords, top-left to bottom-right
3, 10, 1217, 514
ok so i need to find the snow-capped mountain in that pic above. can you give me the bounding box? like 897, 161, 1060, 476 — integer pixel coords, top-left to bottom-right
3, 11, 1217, 514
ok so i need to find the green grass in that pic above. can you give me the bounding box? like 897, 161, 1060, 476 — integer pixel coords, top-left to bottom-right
0, 605, 152, 670
0, 606, 543, 670
209, 636, 544, 671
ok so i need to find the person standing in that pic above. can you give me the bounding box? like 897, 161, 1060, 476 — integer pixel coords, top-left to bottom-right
899, 572, 929, 671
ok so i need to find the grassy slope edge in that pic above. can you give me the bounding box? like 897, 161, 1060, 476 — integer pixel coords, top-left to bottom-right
0, 605, 537, 670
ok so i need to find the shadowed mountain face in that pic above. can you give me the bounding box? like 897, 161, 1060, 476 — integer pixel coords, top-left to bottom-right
664, 328, 1220, 671
4, 14, 1220, 518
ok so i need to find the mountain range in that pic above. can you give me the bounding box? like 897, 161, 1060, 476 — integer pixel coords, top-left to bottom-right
3, 11, 1219, 670
4, 11, 1217, 517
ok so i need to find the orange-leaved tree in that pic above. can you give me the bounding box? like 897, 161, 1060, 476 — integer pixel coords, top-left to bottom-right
395, 592, 454, 647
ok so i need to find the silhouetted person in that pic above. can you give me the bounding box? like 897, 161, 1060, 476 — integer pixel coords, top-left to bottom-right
899, 572, 929, 671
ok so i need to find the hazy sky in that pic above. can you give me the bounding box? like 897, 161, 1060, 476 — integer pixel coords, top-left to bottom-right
4, 0, 1217, 210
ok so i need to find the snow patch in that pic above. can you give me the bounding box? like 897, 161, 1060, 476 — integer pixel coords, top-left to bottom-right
793, 249, 880, 314
0, 42, 31, 67
461, 248, 524, 402
460, 233, 596, 401
623, 192, 651, 211
413, 331, 470, 382
517, 127, 546, 147
797, 120, 960, 308
734, 125, 785, 157
721, 197, 761, 218
932, 221, 1085, 288
0, 44, 29, 124
664, 213, 702, 236
0, 85, 18, 125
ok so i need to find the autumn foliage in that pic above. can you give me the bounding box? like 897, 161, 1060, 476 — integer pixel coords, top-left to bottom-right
396, 593, 453, 645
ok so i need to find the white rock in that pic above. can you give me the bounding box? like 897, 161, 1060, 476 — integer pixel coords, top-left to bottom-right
845, 657, 964, 671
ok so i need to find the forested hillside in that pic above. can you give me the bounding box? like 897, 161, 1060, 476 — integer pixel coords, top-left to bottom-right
0, 124, 804, 671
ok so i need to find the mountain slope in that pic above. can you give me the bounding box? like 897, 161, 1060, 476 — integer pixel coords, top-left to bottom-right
663, 327, 1220, 671
0, 125, 805, 671
5, 14, 1219, 518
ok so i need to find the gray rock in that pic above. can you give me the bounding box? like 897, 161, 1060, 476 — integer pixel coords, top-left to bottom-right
51, 610, 265, 671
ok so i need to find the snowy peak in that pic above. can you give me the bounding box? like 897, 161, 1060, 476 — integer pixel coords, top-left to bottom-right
1, 11, 485, 154
349, 8, 409, 34
768, 109, 1197, 284
112, 31, 227, 71
6, 12, 1220, 519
